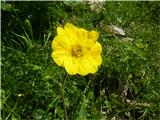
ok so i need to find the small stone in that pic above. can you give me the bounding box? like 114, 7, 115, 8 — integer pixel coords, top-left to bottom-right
106, 25, 126, 36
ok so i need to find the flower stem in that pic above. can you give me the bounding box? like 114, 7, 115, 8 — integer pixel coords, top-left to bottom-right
60, 75, 68, 120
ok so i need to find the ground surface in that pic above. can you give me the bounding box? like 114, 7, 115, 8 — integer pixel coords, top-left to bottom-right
1, 1, 160, 120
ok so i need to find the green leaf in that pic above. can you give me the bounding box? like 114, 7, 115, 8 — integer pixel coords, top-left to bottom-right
76, 100, 87, 120
24, 19, 32, 32
44, 66, 61, 79
33, 109, 45, 120
12, 32, 33, 49
1, 2, 13, 12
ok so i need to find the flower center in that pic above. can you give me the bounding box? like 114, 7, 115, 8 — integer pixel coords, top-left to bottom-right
71, 45, 83, 57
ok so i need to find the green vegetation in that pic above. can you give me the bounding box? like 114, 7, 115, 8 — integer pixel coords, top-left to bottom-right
1, 1, 160, 120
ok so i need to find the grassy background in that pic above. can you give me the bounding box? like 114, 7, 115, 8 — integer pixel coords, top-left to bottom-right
1, 1, 160, 120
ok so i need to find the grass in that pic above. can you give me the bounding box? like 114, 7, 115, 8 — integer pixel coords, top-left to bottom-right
1, 1, 160, 120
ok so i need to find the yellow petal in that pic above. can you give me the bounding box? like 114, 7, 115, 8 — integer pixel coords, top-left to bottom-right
63, 56, 79, 75
64, 23, 78, 31
89, 42, 102, 55
88, 30, 99, 42
57, 27, 65, 35
64, 23, 78, 43
51, 35, 71, 52
51, 36, 63, 50
51, 51, 68, 66
78, 57, 98, 76
56, 26, 75, 46
77, 28, 89, 41
76, 30, 99, 48
87, 54, 102, 66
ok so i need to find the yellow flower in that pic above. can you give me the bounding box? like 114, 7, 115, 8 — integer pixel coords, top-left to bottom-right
51, 23, 102, 76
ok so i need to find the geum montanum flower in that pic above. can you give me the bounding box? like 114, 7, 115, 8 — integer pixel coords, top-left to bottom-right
51, 23, 102, 76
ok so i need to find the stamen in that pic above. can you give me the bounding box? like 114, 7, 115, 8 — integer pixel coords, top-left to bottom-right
71, 45, 83, 57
